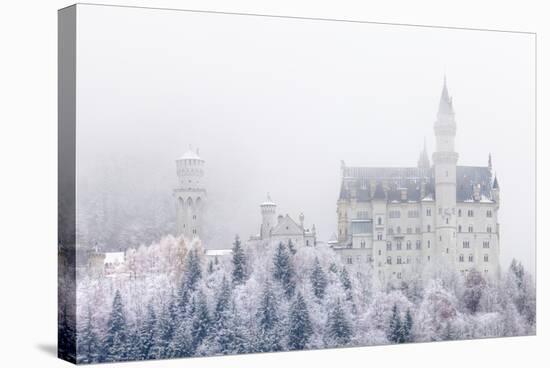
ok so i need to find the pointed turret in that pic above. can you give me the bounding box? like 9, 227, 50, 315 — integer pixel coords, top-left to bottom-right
438, 76, 454, 117
488, 153, 493, 172
492, 175, 499, 189
372, 183, 386, 201
417, 137, 430, 168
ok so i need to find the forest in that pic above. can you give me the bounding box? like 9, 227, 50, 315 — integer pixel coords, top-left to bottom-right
72, 235, 536, 364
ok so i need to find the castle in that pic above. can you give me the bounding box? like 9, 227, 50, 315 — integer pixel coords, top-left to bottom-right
332, 79, 500, 282
173, 78, 501, 283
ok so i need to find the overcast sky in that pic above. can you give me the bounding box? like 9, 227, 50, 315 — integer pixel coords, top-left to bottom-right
76, 5, 535, 271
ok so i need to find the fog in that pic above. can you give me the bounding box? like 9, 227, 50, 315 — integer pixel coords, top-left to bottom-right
75, 5, 535, 271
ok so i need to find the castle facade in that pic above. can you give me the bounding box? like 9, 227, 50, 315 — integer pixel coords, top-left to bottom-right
333, 80, 501, 282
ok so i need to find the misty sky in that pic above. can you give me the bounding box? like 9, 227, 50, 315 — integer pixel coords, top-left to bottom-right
75, 5, 535, 271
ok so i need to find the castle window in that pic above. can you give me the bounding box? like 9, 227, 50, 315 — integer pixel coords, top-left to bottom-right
192, 215, 196, 220
426, 208, 432, 216
378, 249, 382, 256
458, 209, 462, 217
406, 241, 412, 250
416, 240, 421, 250
446, 218, 449, 224
407, 227, 412, 234
468, 254, 474, 262
306, 240, 310, 246
360, 240, 366, 248
357, 210, 369, 219
438, 207, 442, 215
397, 272, 402, 279
458, 225, 462, 232
459, 254, 464, 262
396, 241, 402, 251
408, 210, 419, 218
346, 257, 353, 265
397, 226, 401, 234
427, 256, 431, 261
463, 240, 470, 248
389, 211, 401, 219
386, 242, 392, 251
487, 226, 492, 233
386, 256, 392, 265
415, 227, 421, 234
427, 225, 431, 232
468, 210, 474, 217
378, 217, 383, 225
483, 241, 490, 248
468, 225, 474, 233
484, 254, 489, 262
388, 227, 394, 235
377, 233, 383, 240
486, 210, 492, 218
427, 240, 431, 248
406, 256, 411, 264
446, 248, 449, 254
397, 256, 402, 265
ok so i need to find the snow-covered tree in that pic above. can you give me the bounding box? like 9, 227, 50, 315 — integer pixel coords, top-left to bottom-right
326, 299, 352, 346
273, 242, 295, 298
310, 257, 328, 300
136, 301, 156, 360
77, 307, 100, 363
103, 290, 129, 362
463, 270, 486, 314
401, 309, 413, 343
231, 235, 247, 285
256, 282, 282, 352
288, 292, 313, 350
387, 304, 402, 343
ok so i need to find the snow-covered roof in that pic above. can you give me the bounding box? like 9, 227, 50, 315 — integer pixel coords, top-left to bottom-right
205, 249, 232, 257
178, 149, 202, 160
104, 252, 125, 265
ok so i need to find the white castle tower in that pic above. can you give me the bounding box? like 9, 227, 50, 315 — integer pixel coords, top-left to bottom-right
433, 77, 459, 264
174, 147, 206, 240
260, 193, 276, 240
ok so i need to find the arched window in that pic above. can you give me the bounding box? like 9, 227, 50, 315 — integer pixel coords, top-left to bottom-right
377, 217, 382, 225
459, 254, 464, 262
427, 225, 431, 232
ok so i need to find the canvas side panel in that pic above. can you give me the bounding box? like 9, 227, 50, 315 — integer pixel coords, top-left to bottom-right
58, 5, 77, 364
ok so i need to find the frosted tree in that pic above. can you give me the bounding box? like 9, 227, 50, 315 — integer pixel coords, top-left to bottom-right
387, 304, 402, 343
103, 290, 129, 362
256, 282, 282, 352
287, 239, 297, 255
340, 267, 353, 301
151, 299, 177, 359
401, 309, 413, 343
231, 235, 248, 285
507, 259, 536, 326
136, 301, 156, 360
77, 307, 100, 364
177, 249, 202, 315
326, 299, 352, 346
463, 270, 486, 314
190, 291, 211, 353
310, 257, 328, 300
273, 242, 295, 298
288, 292, 313, 350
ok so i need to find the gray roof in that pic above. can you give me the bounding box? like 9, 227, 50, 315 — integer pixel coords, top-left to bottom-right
339, 165, 494, 203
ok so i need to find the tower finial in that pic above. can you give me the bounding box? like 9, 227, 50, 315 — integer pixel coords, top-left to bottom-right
438, 75, 454, 116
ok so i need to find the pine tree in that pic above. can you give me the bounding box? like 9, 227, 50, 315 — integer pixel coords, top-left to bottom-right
273, 242, 295, 298
178, 249, 202, 315
190, 291, 211, 352
77, 307, 99, 364
137, 301, 156, 360
387, 304, 402, 343
232, 235, 248, 285
287, 239, 297, 255
340, 267, 353, 301
103, 290, 129, 362
206, 277, 239, 355
463, 270, 485, 314
288, 292, 313, 350
327, 299, 352, 346
310, 257, 328, 300
152, 299, 177, 359
256, 282, 282, 352
401, 308, 413, 343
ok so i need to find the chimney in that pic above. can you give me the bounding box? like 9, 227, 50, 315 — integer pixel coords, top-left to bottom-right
420, 181, 426, 199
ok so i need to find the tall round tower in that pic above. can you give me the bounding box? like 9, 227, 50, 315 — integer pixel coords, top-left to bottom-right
260, 194, 276, 240
174, 148, 206, 240
432, 77, 459, 263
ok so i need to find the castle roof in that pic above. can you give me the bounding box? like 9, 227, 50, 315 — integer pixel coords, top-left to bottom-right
339, 165, 493, 203
179, 149, 202, 161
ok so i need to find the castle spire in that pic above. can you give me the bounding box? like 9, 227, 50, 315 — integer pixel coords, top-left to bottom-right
417, 137, 430, 168
438, 76, 454, 116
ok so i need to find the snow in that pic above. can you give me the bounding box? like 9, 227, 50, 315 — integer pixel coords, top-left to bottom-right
205, 249, 232, 257
104, 252, 125, 265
